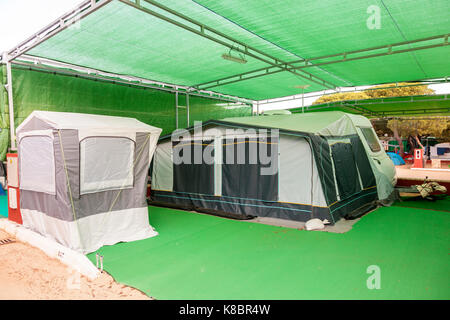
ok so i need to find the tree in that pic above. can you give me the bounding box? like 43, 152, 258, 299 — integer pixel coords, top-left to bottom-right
312, 82, 446, 157
364, 82, 434, 98
312, 92, 370, 105
387, 118, 449, 156
312, 82, 434, 105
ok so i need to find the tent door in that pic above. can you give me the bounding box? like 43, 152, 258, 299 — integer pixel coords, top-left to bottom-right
330, 143, 361, 200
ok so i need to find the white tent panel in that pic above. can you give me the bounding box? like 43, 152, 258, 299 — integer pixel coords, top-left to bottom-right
80, 137, 135, 195
278, 135, 327, 207
21, 207, 157, 254
19, 135, 56, 195
152, 141, 173, 192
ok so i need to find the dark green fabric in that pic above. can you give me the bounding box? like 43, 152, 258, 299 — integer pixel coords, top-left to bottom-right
330, 142, 362, 200
350, 135, 377, 189
0, 67, 252, 160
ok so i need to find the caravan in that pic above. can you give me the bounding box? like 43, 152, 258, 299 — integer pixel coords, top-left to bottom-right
151, 112, 396, 223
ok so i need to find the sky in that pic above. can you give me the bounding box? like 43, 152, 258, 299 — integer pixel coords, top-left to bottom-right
0, 0, 81, 53
0, 0, 448, 111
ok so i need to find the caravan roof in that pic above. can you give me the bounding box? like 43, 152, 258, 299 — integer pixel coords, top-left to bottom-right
220, 111, 371, 135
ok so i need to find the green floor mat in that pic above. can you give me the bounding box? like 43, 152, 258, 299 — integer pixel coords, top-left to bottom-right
0, 195, 8, 218
88, 205, 450, 300
393, 195, 450, 212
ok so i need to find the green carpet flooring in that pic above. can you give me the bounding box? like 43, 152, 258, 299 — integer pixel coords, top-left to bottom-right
88, 204, 449, 299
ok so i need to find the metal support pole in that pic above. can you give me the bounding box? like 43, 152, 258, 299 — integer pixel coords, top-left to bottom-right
5, 56, 17, 150
186, 93, 190, 127
302, 88, 305, 113
175, 91, 179, 129
256, 101, 260, 116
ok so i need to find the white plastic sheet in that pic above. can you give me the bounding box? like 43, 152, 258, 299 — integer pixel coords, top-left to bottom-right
80, 137, 135, 195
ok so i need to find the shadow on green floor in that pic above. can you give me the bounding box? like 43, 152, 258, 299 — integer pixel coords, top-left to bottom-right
88, 204, 449, 300
393, 194, 450, 212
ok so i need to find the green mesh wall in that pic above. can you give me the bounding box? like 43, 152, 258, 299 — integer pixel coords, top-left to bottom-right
0, 66, 10, 161
0, 66, 252, 160
25, 0, 449, 100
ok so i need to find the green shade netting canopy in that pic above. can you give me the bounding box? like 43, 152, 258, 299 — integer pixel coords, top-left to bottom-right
24, 0, 450, 100
289, 94, 450, 116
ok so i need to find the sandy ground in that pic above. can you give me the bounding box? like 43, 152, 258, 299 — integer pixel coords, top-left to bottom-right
0, 230, 151, 300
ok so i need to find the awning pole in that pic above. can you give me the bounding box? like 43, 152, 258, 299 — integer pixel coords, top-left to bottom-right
4, 54, 17, 150
175, 90, 179, 129
186, 93, 190, 127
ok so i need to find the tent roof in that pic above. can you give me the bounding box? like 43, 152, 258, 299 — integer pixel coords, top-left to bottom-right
17, 110, 163, 133
221, 111, 366, 134
6, 0, 450, 101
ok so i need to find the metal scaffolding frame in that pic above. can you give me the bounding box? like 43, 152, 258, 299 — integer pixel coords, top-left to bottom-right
1, 0, 448, 149
11, 55, 253, 104
195, 34, 449, 91
257, 78, 449, 106
293, 94, 450, 117
119, 0, 339, 91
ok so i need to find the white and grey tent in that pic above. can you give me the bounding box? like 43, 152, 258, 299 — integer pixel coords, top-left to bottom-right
150, 111, 396, 224
16, 111, 162, 253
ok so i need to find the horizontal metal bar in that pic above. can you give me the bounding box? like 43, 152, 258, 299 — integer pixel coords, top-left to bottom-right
11, 60, 253, 105
142, 0, 341, 90
291, 103, 375, 116
121, 0, 337, 90
14, 54, 253, 103
341, 95, 448, 106
197, 34, 449, 91
288, 41, 448, 72
258, 78, 448, 105
7, 0, 113, 62
378, 107, 450, 115
289, 34, 449, 67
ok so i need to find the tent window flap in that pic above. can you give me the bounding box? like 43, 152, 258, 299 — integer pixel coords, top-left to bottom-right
172, 140, 215, 195
80, 137, 135, 195
222, 137, 278, 201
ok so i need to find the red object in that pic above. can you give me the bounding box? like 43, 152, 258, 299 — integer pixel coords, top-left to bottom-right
6, 153, 22, 224
412, 148, 424, 168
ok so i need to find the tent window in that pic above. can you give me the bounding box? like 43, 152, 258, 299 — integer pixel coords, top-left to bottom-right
80, 137, 135, 195
19, 135, 56, 195
360, 127, 381, 152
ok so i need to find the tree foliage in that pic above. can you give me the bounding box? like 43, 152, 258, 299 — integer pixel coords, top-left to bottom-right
386, 118, 449, 138
312, 82, 434, 105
